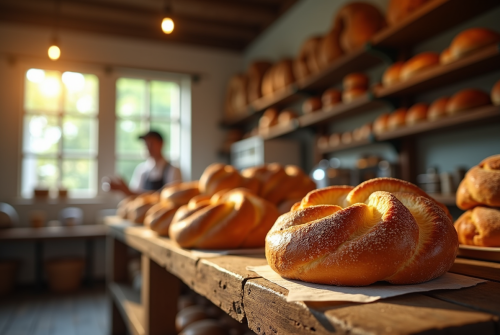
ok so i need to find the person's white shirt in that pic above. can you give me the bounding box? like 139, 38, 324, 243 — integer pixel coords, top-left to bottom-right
129, 157, 182, 193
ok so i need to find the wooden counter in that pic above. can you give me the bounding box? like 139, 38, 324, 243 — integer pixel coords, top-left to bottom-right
105, 218, 500, 335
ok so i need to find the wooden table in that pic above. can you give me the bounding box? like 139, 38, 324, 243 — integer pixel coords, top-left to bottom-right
0, 225, 108, 289
105, 218, 500, 335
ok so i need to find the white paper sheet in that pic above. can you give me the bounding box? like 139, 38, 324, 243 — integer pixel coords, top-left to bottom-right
190, 248, 265, 258
247, 265, 487, 303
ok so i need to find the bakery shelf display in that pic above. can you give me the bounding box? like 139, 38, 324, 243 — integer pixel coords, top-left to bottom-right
109, 283, 145, 335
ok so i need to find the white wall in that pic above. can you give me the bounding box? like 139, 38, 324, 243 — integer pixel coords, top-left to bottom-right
0, 22, 242, 283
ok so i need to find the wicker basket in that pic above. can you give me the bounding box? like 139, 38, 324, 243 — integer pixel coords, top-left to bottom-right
0, 260, 18, 296
45, 258, 85, 293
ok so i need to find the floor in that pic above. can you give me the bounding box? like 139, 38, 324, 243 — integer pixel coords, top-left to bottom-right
0, 288, 109, 335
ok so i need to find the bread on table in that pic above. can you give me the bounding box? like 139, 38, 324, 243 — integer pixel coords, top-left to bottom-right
126, 192, 160, 224
387, 108, 408, 130
382, 61, 405, 86
247, 61, 272, 103
406, 103, 429, 125
456, 154, 500, 210
161, 181, 200, 206
443, 28, 500, 64
455, 206, 500, 247
302, 97, 323, 114
117, 195, 137, 219
428, 97, 450, 121
386, 0, 432, 26
144, 202, 180, 236
446, 89, 490, 115
266, 178, 457, 286
321, 88, 342, 108
198, 164, 243, 197
491, 79, 500, 106
169, 188, 279, 249
400, 52, 440, 81
294, 36, 322, 81
373, 113, 390, 134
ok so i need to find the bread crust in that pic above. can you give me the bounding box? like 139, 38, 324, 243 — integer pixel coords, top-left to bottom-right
455, 206, 500, 247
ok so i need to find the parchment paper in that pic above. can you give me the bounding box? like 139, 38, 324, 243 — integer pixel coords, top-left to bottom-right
247, 265, 486, 303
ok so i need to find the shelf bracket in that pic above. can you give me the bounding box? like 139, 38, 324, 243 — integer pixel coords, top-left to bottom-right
365, 43, 397, 63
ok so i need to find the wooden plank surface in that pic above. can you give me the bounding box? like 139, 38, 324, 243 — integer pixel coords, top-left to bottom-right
0, 225, 108, 241
244, 278, 498, 335
109, 283, 144, 335
450, 258, 500, 282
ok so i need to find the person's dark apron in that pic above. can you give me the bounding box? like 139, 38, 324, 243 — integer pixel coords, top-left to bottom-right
143, 163, 170, 191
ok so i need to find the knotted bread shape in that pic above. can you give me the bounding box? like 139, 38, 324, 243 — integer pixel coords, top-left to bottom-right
456, 154, 500, 210
199, 163, 243, 196
455, 206, 500, 247
169, 188, 279, 249
266, 178, 458, 286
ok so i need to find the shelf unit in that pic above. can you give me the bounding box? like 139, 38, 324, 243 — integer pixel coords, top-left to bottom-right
222, 0, 500, 127
109, 283, 144, 335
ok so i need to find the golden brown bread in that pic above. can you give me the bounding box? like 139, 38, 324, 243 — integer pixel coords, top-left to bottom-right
343, 72, 369, 90
428, 97, 450, 121
455, 206, 500, 247
126, 192, 160, 224
259, 108, 279, 132
261, 66, 275, 97
144, 202, 180, 236
318, 28, 344, 69
277, 109, 298, 125
266, 178, 457, 285
317, 135, 329, 150
373, 113, 390, 134
321, 88, 342, 108
387, 108, 408, 130
386, 0, 431, 26
382, 61, 404, 86
492, 79, 500, 106
456, 154, 500, 210
406, 103, 429, 125
341, 131, 352, 144
161, 181, 200, 206
342, 88, 367, 103
224, 74, 248, 119
273, 59, 295, 92
294, 36, 322, 81
440, 48, 452, 65
446, 89, 491, 115
169, 188, 279, 249
400, 52, 440, 81
117, 195, 137, 219
444, 28, 500, 64
302, 97, 323, 114
352, 123, 372, 141
329, 133, 341, 147
198, 164, 243, 196
247, 61, 273, 103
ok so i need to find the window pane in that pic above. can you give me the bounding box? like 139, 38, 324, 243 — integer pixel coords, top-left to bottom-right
116, 159, 143, 184
116, 120, 147, 156
116, 78, 146, 117
25, 69, 61, 113
149, 121, 173, 158
63, 72, 99, 115
23, 115, 61, 154
151, 81, 179, 118
63, 116, 97, 155
62, 159, 97, 197
21, 157, 59, 197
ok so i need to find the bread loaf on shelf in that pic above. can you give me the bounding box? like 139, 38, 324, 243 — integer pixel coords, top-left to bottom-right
387, 108, 408, 130
266, 178, 457, 286
341, 131, 353, 144
198, 163, 243, 197
343, 73, 369, 90
456, 154, 500, 210
277, 109, 298, 125
144, 202, 180, 236
160, 181, 200, 206
443, 28, 500, 64
247, 61, 273, 103
455, 206, 500, 247
317, 135, 329, 150
428, 97, 450, 121
491, 79, 500, 106
259, 108, 279, 132
126, 192, 160, 224
321, 88, 342, 108
446, 89, 490, 115
386, 0, 432, 26
224, 74, 248, 119
329, 133, 341, 147
294, 36, 323, 81
400, 52, 440, 81
342, 88, 367, 103
382, 61, 405, 86
273, 59, 295, 92
406, 103, 429, 125
302, 97, 323, 114
373, 113, 390, 134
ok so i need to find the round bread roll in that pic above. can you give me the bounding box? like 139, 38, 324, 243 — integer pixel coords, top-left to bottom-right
294, 36, 322, 81
428, 97, 450, 121
387, 108, 408, 130
444, 28, 500, 64
329, 133, 341, 147
491, 79, 500, 106
446, 89, 491, 115
455, 206, 500, 247
386, 0, 431, 26
273, 59, 295, 91
440, 48, 452, 65
169, 188, 279, 249
277, 109, 298, 125
144, 202, 180, 236
382, 61, 404, 86
317, 135, 329, 150
259, 108, 279, 131
176, 306, 210, 333
406, 103, 429, 125
198, 164, 243, 196
247, 61, 272, 103
302, 97, 323, 114
373, 113, 390, 134
342, 88, 367, 103
343, 73, 369, 90
400, 52, 440, 81
179, 319, 228, 335
341, 131, 352, 144
321, 88, 342, 108
261, 66, 275, 97
456, 154, 500, 210
266, 178, 457, 286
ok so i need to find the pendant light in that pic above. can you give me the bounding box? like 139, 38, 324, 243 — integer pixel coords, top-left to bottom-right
161, 0, 175, 34
48, 0, 61, 60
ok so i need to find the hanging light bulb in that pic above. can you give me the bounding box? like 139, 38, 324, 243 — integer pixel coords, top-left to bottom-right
48, 0, 61, 60
161, 0, 174, 34
48, 44, 61, 60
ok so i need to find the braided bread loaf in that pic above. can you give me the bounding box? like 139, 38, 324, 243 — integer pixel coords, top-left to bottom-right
455, 206, 500, 247
169, 189, 279, 249
456, 155, 500, 210
266, 178, 457, 286
199, 163, 243, 196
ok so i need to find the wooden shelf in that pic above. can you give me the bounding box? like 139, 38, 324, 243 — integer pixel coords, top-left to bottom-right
260, 120, 300, 140
318, 138, 373, 154
109, 283, 144, 335
375, 43, 500, 98
430, 193, 457, 206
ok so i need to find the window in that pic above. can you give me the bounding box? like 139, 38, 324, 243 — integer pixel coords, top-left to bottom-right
21, 68, 99, 198
115, 77, 181, 183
